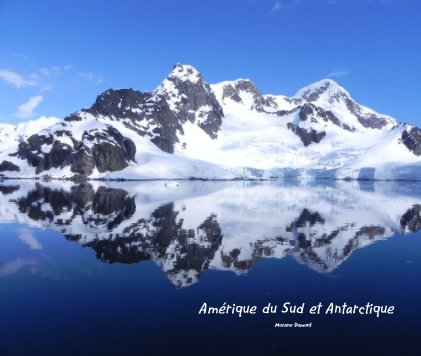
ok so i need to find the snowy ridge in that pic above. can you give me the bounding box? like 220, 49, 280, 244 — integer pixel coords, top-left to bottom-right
1, 180, 420, 287
0, 64, 420, 180
293, 79, 396, 131
0, 116, 60, 153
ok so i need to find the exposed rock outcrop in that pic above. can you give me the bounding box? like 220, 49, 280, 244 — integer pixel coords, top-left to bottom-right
402, 126, 421, 156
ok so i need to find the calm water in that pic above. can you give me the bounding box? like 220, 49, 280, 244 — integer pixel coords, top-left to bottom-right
0, 179, 420, 356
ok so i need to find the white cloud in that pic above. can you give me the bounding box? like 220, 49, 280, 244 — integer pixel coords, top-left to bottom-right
270, 0, 301, 13
327, 70, 349, 78
0, 258, 37, 277
40, 83, 54, 92
269, 0, 389, 12
369, 0, 393, 3
78, 72, 104, 84
328, 0, 392, 4
0, 69, 38, 88
38, 68, 50, 76
270, 2, 283, 12
15, 95, 44, 119
11, 53, 29, 60
37, 65, 73, 78
51, 66, 63, 75
0, 64, 75, 93
18, 228, 43, 250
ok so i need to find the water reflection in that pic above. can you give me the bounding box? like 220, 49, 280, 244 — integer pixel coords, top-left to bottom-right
1, 180, 420, 287
0, 258, 37, 277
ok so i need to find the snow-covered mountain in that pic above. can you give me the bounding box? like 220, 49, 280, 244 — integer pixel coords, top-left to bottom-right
1, 180, 420, 288
0, 64, 420, 180
0, 116, 60, 153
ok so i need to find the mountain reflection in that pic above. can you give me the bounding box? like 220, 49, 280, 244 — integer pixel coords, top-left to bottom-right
1, 180, 420, 288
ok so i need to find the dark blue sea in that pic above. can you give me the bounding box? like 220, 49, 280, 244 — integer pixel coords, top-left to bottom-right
0, 180, 420, 356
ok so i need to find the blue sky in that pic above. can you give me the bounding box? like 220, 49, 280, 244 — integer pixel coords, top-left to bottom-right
0, 0, 420, 125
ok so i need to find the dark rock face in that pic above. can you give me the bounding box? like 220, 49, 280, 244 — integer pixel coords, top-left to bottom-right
286, 209, 326, 249
91, 186, 136, 230
14, 184, 135, 226
76, 126, 137, 173
92, 142, 129, 173
287, 209, 325, 230
92, 186, 135, 215
0, 184, 20, 194
63, 64, 224, 156
65, 89, 182, 155
299, 103, 316, 122
87, 89, 183, 154
64, 113, 83, 122
300, 80, 351, 106
402, 127, 421, 156
11, 125, 136, 176
222, 84, 242, 103
345, 98, 390, 129
0, 160, 20, 172
89, 89, 182, 153
220, 247, 259, 272
300, 81, 332, 103
70, 148, 95, 176
341, 225, 387, 258
159, 64, 224, 139
287, 122, 326, 146
15, 184, 73, 221
285, 219, 387, 273
221, 79, 278, 113
45, 141, 74, 170
83, 203, 223, 287
91, 89, 148, 120
148, 94, 185, 153
70, 184, 95, 208
299, 80, 390, 129
355, 226, 386, 239
197, 111, 223, 140
400, 205, 421, 233
284, 99, 368, 146
11, 134, 73, 174
298, 103, 353, 131
28, 134, 54, 148
298, 94, 387, 131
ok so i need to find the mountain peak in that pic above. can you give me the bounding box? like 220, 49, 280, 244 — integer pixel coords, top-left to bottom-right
154, 64, 203, 96
219, 78, 262, 100
231, 78, 260, 93
167, 63, 202, 84
211, 78, 280, 113
152, 63, 224, 141
295, 79, 351, 103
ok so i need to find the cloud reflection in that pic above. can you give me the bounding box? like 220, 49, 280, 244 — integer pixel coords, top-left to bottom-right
0, 258, 37, 277
18, 228, 43, 250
